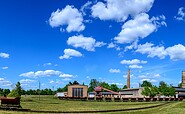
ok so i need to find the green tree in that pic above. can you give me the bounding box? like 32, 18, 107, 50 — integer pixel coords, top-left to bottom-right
3, 89, 10, 96
57, 87, 63, 92
142, 86, 158, 97
88, 79, 99, 92
122, 85, 127, 89
178, 83, 182, 88
159, 81, 168, 96
142, 86, 150, 97
150, 86, 159, 97
72, 81, 79, 85
159, 81, 176, 96
168, 86, 176, 96
110, 84, 119, 92
63, 84, 68, 92
0, 88, 4, 96
141, 80, 152, 87
8, 82, 22, 97
98, 82, 110, 90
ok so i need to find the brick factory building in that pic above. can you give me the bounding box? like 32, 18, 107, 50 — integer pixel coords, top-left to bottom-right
68, 84, 88, 98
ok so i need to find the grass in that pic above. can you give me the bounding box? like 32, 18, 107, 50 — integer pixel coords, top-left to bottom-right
0, 95, 185, 114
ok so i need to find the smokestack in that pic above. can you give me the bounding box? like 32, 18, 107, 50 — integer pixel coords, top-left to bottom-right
182, 71, 185, 88
127, 69, 130, 89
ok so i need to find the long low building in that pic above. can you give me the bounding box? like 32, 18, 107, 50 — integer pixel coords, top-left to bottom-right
174, 87, 185, 98
119, 88, 144, 98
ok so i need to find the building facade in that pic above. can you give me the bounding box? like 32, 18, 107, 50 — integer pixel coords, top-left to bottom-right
119, 88, 144, 98
68, 85, 88, 98
182, 71, 185, 88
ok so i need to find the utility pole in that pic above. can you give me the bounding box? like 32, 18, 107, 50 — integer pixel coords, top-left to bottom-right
39, 80, 40, 101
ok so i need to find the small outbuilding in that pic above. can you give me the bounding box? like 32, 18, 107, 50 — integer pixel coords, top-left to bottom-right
55, 92, 67, 97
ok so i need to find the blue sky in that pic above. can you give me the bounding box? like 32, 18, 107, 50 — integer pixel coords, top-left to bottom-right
0, 0, 185, 90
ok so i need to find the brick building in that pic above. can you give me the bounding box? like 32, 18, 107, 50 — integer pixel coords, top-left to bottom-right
68, 84, 88, 98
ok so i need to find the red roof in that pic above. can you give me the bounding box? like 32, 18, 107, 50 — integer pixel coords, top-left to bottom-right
94, 86, 102, 92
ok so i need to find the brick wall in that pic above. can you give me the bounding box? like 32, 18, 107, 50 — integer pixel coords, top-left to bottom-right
68, 85, 88, 97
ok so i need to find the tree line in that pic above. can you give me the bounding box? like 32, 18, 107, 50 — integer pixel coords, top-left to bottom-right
0, 79, 177, 97
141, 80, 176, 97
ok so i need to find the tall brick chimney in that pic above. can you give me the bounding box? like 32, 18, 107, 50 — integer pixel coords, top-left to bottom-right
182, 71, 185, 88
127, 69, 130, 89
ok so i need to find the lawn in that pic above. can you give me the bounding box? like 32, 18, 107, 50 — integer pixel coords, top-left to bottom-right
0, 95, 185, 114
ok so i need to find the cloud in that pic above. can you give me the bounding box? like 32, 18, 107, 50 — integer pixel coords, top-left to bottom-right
136, 43, 185, 60
138, 75, 148, 79
111, 82, 123, 86
138, 73, 160, 79
20, 79, 37, 84
86, 76, 90, 79
20, 70, 62, 78
0, 53, 9, 58
43, 63, 52, 67
80, 1, 92, 15
0, 78, 12, 87
107, 43, 116, 48
120, 59, 147, 69
140, 78, 157, 83
2, 66, 8, 70
91, 0, 154, 22
114, 13, 166, 44
153, 74, 160, 78
166, 44, 185, 60
49, 80, 54, 84
174, 7, 185, 21
49, 5, 85, 32
120, 59, 147, 65
123, 74, 135, 78
59, 49, 82, 59
129, 65, 143, 69
109, 68, 121, 73
67, 35, 106, 51
107, 42, 121, 51
62, 78, 72, 81
136, 42, 167, 59
59, 73, 73, 78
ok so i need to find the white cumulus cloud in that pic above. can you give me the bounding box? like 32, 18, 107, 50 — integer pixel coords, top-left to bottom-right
129, 65, 143, 69
2, 66, 8, 70
0, 78, 12, 87
107, 42, 121, 51
114, 13, 166, 44
49, 80, 54, 84
80, 1, 92, 15
166, 44, 185, 61
120, 59, 147, 65
59, 49, 82, 59
136, 42, 167, 59
49, 5, 85, 32
43, 63, 52, 67
20, 70, 62, 78
91, 0, 154, 22
174, 7, 185, 21
67, 35, 106, 51
136, 43, 185, 60
140, 78, 157, 83
109, 68, 121, 73
59, 73, 73, 78
20, 79, 37, 84
0, 53, 9, 58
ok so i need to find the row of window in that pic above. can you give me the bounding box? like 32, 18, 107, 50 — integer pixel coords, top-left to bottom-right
72, 88, 83, 97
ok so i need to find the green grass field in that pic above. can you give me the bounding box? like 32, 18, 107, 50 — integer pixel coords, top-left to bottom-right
0, 95, 185, 114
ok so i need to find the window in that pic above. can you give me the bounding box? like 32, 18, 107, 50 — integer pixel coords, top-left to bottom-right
72, 88, 83, 97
